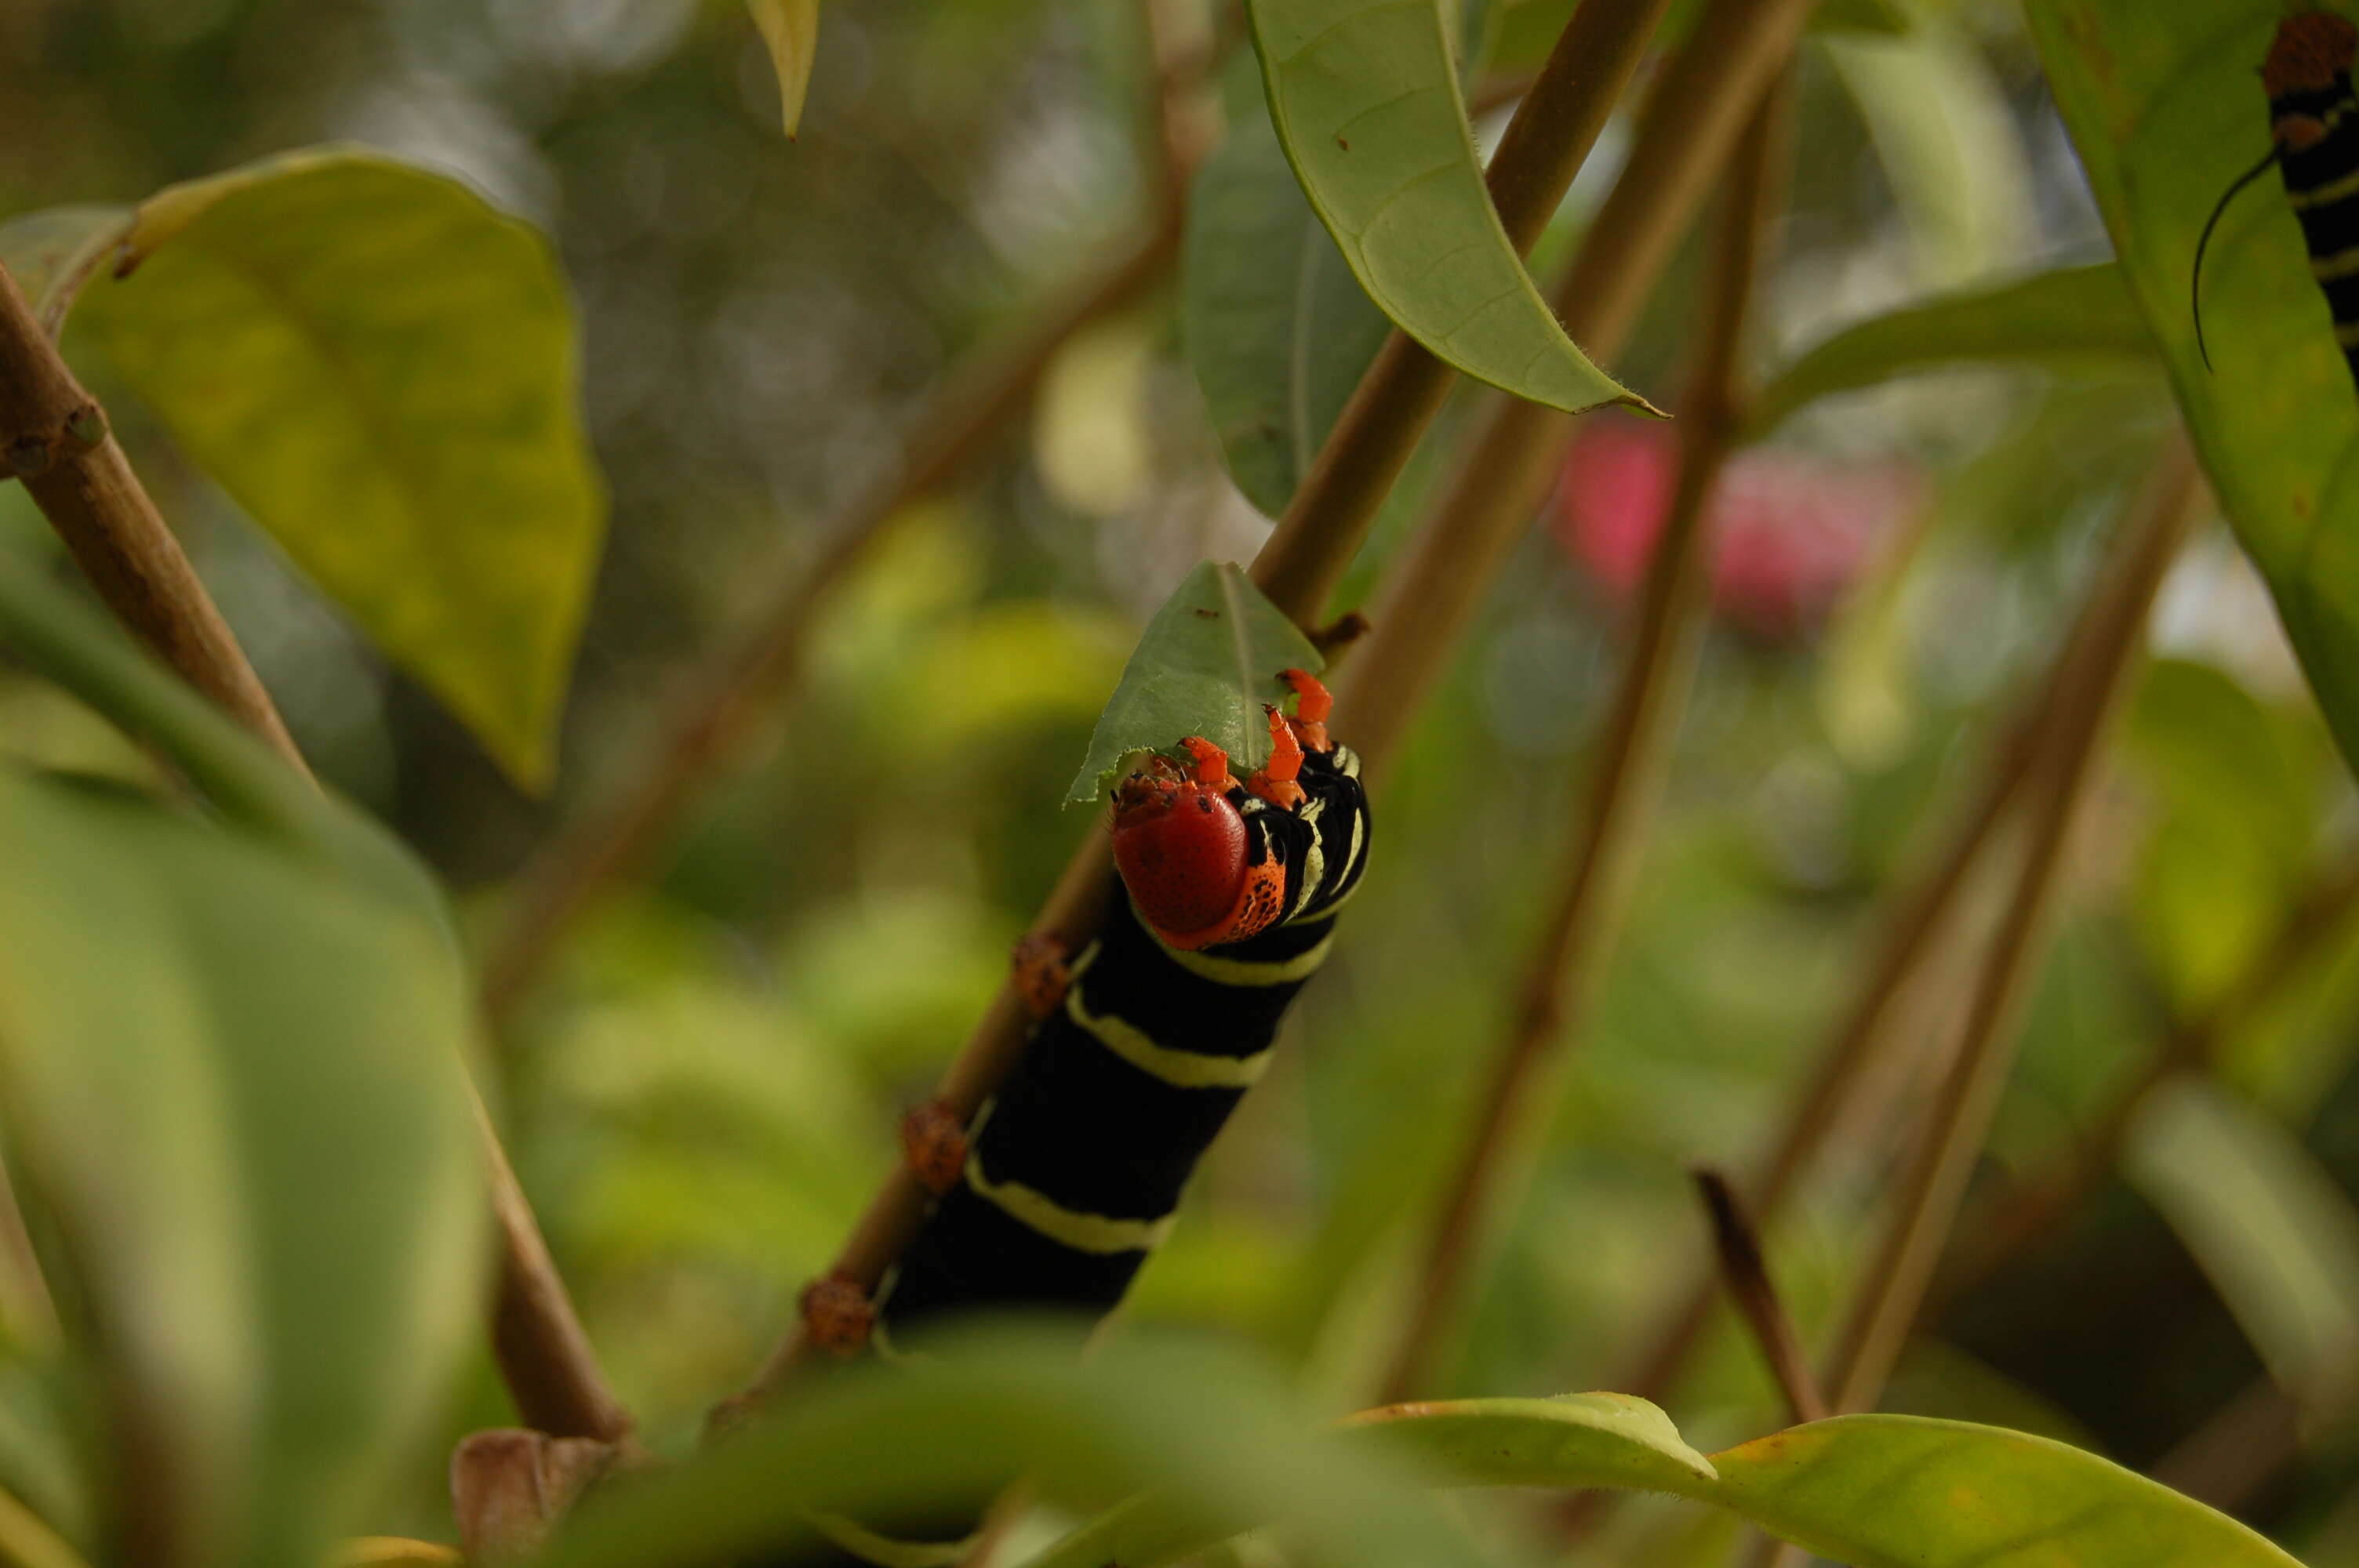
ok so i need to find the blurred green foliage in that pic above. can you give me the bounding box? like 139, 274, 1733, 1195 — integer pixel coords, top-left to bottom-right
2, 0, 2359, 1563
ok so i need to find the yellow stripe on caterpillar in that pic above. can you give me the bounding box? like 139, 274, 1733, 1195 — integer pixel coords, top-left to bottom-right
2314, 243, 2359, 281
1067, 978, 1276, 1085
2292, 162, 2359, 210
964, 1156, 1176, 1254
1159, 931, 1334, 986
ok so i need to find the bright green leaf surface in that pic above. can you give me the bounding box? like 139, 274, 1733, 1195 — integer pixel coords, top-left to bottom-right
2026, 2, 2359, 781
748, 0, 820, 136
67, 147, 606, 789
1749, 264, 2156, 434
1066, 561, 1322, 804
1339, 1393, 1717, 1490
0, 774, 483, 1568
1183, 100, 1394, 518
1699, 1414, 2303, 1567
2128, 1078, 2359, 1399
0, 206, 131, 337
1243, 0, 1645, 418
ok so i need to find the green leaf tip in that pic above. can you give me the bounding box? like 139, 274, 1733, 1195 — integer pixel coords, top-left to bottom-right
54, 143, 607, 792
1065, 561, 1323, 805
1242, 0, 1652, 419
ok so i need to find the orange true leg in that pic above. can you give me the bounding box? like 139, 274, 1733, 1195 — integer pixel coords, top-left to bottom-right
1176, 735, 1240, 793
799, 1272, 876, 1357
900, 1098, 969, 1196
1247, 704, 1307, 808
1278, 668, 1332, 753
1010, 931, 1074, 1019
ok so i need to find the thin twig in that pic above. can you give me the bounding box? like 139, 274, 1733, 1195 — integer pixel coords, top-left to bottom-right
2147, 1376, 2303, 1512
1931, 842, 2359, 1310
0, 260, 631, 1443
1377, 73, 1794, 1405
732, 0, 1672, 1411
1694, 1167, 1826, 1425
1819, 436, 2205, 1414
1337, 0, 1828, 781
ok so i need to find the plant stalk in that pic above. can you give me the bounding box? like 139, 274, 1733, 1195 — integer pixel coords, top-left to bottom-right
1930, 840, 2359, 1310
733, 0, 1673, 1409
1694, 1168, 1826, 1425
0, 260, 631, 1443
1377, 74, 1793, 1404
1819, 435, 2204, 1414
1337, 0, 1827, 781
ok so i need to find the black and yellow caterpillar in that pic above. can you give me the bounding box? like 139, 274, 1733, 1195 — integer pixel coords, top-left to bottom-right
790, 670, 1369, 1568
2194, 11, 2359, 391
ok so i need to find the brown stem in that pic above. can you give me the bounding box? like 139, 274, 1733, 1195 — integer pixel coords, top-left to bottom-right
1599, 557, 2088, 1414
1694, 1167, 1826, 1425
2147, 1376, 2303, 1512
1337, 0, 1826, 781
476, 217, 1181, 1027
1377, 76, 1792, 1405
1820, 436, 2204, 1414
0, 260, 630, 1443
732, 0, 1671, 1410
1930, 841, 2359, 1310
0, 264, 307, 778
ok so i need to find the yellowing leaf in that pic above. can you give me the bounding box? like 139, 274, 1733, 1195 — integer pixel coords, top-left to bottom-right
749, 0, 821, 139
70, 147, 606, 789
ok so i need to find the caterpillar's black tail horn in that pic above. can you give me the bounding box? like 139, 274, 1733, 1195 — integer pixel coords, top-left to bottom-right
2194, 142, 2284, 372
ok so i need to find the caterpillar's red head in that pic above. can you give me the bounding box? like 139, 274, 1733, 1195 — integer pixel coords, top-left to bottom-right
1110, 742, 1284, 950
2266, 13, 2357, 101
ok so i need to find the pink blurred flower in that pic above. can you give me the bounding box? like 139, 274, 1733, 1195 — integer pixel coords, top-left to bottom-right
1550, 419, 1921, 642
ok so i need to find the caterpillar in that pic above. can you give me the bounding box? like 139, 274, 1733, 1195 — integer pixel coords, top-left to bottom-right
2192, 11, 2359, 392
787, 668, 1369, 1568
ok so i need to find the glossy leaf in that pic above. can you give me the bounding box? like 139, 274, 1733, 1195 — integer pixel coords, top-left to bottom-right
1243, 0, 1645, 418
1748, 264, 2156, 434
0, 771, 483, 1568
1339, 1393, 1716, 1492
2025, 0, 2359, 780
1066, 561, 1322, 804
0, 206, 131, 337
2126, 1078, 2359, 1396
748, 0, 820, 136
1698, 1414, 2303, 1567
66, 147, 606, 789
1183, 100, 1393, 518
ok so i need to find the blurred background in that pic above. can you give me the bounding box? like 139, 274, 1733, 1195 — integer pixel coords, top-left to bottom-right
5, 0, 2358, 1562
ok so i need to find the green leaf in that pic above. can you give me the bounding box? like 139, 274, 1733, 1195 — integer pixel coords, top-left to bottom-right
748, 0, 821, 137
1698, 1414, 2303, 1567
2126, 1078, 2359, 1399
1749, 264, 2156, 434
1339, 1393, 1717, 1490
0, 206, 132, 338
2024, 1, 2359, 782
0, 771, 484, 1568
1243, 0, 1648, 418
0, 549, 445, 925
1066, 561, 1322, 804
537, 1327, 1503, 1568
64, 146, 607, 790
1183, 99, 1394, 518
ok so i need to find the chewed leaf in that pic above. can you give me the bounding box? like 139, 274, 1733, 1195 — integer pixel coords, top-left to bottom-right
1066, 562, 1321, 804
1244, 0, 1648, 419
